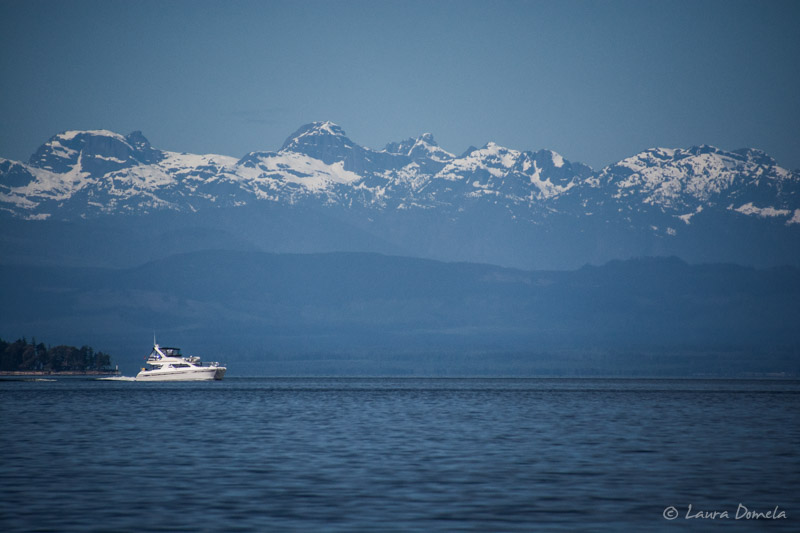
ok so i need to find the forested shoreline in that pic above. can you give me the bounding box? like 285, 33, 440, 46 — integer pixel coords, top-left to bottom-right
0, 337, 115, 373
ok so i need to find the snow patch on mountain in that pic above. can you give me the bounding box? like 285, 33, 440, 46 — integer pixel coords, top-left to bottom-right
160, 151, 238, 172
380, 162, 429, 191
610, 149, 741, 205
1, 123, 799, 233
57, 129, 126, 142
230, 150, 373, 206
599, 145, 800, 219
677, 205, 703, 225
437, 143, 520, 181
550, 151, 565, 168
248, 151, 362, 190
733, 202, 791, 218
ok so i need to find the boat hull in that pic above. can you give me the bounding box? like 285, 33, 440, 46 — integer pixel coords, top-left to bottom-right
135, 367, 225, 381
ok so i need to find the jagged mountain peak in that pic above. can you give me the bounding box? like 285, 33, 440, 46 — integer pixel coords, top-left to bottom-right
597, 143, 800, 215
28, 129, 148, 175
615, 144, 778, 170
419, 132, 435, 144
280, 121, 350, 149
731, 147, 777, 167
459, 146, 479, 158
124, 130, 163, 164
25, 128, 168, 174
125, 130, 152, 149
677, 144, 774, 166
407, 133, 453, 163
52, 129, 127, 143
2, 122, 798, 234
279, 121, 358, 165
469, 142, 521, 164
384, 132, 454, 162
532, 149, 567, 169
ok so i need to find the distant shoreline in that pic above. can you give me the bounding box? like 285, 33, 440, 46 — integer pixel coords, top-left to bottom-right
0, 370, 121, 376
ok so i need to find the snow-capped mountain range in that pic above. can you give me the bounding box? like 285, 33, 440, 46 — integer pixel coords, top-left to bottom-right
3, 121, 798, 228
2, 121, 799, 270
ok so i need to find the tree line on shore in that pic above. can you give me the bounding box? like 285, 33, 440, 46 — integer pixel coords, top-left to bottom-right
0, 337, 113, 372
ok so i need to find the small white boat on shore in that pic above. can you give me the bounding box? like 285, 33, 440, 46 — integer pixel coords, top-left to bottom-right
136, 344, 226, 381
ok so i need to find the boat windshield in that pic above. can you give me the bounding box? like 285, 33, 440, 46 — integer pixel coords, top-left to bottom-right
160, 347, 182, 356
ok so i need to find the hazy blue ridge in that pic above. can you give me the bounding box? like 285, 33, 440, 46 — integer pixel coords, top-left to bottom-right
1, 252, 797, 377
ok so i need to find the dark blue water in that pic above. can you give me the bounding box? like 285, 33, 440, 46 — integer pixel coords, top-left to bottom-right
1, 378, 797, 531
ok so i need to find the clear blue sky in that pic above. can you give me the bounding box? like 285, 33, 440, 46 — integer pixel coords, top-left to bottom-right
1, 0, 799, 170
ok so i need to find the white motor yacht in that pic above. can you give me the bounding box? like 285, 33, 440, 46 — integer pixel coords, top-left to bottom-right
136, 344, 226, 381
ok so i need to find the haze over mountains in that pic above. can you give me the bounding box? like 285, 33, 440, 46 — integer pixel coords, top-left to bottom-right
1, 123, 799, 376
1, 121, 799, 269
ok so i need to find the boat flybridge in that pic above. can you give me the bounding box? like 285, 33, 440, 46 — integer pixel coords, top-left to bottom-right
136, 344, 226, 381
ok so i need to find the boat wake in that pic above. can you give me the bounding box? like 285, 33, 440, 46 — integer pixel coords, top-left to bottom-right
97, 376, 137, 381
